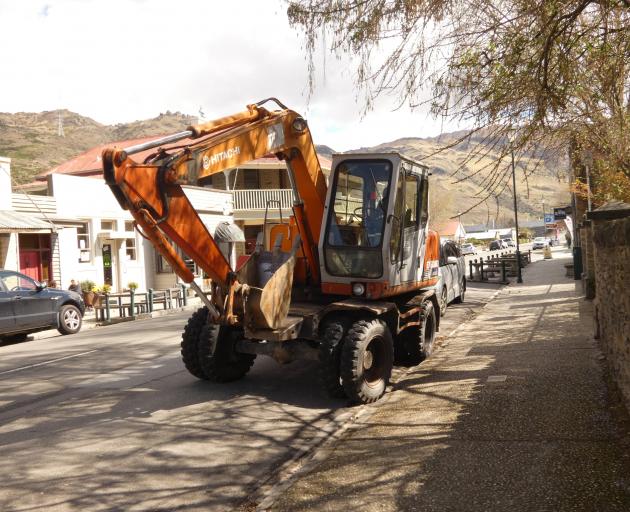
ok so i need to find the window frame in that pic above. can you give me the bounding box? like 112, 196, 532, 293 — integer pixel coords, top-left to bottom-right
77, 222, 92, 263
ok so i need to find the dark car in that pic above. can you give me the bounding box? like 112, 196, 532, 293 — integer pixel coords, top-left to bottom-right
0, 270, 85, 342
488, 240, 502, 251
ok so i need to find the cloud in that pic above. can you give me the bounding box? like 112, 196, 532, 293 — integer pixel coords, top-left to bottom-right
0, 0, 464, 151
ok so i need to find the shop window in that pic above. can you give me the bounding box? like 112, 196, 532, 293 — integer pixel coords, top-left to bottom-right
124, 220, 135, 232
125, 238, 137, 261
77, 223, 91, 262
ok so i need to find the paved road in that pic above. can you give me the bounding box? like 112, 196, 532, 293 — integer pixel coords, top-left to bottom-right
0, 282, 501, 512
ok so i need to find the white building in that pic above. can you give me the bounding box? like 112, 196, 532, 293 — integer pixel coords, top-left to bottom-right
1, 153, 234, 293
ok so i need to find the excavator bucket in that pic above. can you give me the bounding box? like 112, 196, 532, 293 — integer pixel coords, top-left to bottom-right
236, 235, 301, 330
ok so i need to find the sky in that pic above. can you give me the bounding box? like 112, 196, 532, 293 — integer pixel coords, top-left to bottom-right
0, 0, 462, 151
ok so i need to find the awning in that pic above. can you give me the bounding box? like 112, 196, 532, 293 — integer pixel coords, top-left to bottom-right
0, 210, 56, 233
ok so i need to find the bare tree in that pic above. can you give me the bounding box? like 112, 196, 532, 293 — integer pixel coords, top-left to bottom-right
287, 0, 630, 206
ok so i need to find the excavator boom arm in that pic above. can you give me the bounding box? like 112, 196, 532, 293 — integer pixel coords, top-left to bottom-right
103, 99, 327, 294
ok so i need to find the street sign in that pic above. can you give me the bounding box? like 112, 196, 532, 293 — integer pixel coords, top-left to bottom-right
544, 214, 554, 224
554, 207, 567, 220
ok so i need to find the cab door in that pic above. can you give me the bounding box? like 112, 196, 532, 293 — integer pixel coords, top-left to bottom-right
389, 169, 422, 284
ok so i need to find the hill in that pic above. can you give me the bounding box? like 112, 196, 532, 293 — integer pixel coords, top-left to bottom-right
0, 110, 569, 225
0, 110, 196, 184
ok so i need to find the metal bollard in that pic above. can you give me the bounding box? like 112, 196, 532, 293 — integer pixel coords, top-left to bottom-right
148, 288, 154, 313
480, 257, 485, 280
105, 293, 111, 322
469, 260, 474, 280
501, 260, 507, 282
130, 289, 135, 318
181, 283, 187, 306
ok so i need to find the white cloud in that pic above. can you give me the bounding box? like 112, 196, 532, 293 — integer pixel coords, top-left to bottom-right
0, 0, 463, 151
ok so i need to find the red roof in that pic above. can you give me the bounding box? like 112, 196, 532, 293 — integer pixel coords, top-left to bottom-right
39, 135, 332, 180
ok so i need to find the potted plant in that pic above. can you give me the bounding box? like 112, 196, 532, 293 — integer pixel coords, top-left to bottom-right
93, 284, 112, 308
127, 282, 139, 292
81, 280, 97, 307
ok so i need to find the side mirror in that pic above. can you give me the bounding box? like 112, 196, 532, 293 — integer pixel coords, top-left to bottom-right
447, 256, 458, 265
36, 282, 47, 291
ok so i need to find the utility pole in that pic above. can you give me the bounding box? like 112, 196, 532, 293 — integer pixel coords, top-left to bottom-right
508, 131, 523, 284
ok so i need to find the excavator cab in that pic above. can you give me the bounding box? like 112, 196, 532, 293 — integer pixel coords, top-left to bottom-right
320, 153, 437, 299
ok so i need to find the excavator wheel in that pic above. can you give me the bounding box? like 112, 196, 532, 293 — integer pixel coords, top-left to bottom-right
340, 319, 394, 404
198, 324, 256, 382
398, 301, 437, 366
181, 307, 211, 380
318, 317, 350, 398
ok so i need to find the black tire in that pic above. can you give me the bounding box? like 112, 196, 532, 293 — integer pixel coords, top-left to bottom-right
439, 286, 448, 316
198, 324, 256, 382
399, 301, 437, 366
340, 319, 394, 404
57, 304, 82, 335
181, 307, 210, 380
318, 317, 349, 398
454, 278, 466, 304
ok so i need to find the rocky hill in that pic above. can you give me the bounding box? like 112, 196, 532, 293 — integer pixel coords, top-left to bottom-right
0, 110, 196, 184
350, 133, 570, 225
0, 110, 569, 225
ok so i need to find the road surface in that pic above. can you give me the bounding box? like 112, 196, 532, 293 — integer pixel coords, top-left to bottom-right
0, 283, 501, 512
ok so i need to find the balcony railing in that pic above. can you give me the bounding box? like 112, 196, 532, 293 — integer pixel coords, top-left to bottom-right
233, 189, 293, 211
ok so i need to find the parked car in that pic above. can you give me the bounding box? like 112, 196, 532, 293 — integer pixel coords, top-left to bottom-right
503, 238, 516, 247
436, 240, 466, 316
0, 270, 85, 342
459, 243, 476, 255
488, 240, 502, 251
532, 237, 548, 249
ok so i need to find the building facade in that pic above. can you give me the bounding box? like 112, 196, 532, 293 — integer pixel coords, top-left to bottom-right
1, 156, 234, 292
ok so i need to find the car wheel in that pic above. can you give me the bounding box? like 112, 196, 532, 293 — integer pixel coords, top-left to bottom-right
58, 304, 82, 335
440, 286, 448, 316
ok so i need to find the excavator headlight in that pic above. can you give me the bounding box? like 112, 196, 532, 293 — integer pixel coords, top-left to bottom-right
292, 117, 308, 134
352, 283, 365, 297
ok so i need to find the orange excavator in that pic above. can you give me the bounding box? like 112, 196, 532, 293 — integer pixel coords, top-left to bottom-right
103, 98, 441, 404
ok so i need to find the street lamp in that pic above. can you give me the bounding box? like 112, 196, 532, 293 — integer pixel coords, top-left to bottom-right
508, 131, 523, 283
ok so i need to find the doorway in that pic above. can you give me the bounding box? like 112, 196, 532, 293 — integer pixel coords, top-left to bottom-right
18, 234, 51, 282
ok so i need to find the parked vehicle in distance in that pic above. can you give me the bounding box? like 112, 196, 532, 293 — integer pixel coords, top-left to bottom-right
532, 237, 549, 249
0, 270, 85, 342
503, 238, 516, 247
459, 243, 476, 255
488, 240, 503, 251
436, 240, 466, 315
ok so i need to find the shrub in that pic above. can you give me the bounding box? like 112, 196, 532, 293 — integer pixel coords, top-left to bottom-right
80, 280, 96, 293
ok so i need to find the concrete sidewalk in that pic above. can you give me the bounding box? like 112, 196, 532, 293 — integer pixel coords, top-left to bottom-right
269, 247, 630, 511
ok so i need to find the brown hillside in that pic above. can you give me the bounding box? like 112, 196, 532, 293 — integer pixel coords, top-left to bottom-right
0, 110, 196, 185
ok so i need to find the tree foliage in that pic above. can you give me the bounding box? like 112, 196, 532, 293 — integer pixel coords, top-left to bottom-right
287, 0, 630, 207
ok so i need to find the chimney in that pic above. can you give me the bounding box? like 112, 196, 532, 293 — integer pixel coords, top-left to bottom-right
0, 156, 12, 210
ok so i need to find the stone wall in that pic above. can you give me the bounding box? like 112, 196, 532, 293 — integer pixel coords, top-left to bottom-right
591, 209, 630, 411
